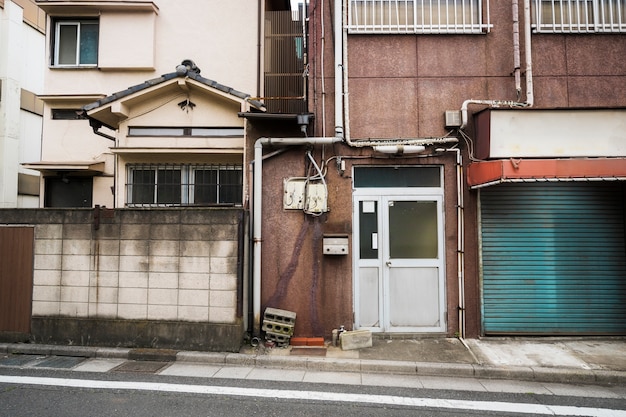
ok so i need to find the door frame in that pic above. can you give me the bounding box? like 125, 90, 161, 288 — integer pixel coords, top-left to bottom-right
352, 181, 446, 333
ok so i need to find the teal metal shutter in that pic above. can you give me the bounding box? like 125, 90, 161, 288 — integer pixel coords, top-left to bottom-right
481, 183, 626, 335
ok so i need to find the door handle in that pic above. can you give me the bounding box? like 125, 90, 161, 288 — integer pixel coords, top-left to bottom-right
386, 261, 392, 267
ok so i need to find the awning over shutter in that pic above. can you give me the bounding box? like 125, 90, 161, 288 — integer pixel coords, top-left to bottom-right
468, 158, 626, 189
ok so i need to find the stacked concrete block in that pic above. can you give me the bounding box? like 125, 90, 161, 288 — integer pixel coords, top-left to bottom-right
262, 307, 296, 347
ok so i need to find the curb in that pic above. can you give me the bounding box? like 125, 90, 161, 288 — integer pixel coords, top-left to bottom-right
1, 343, 624, 386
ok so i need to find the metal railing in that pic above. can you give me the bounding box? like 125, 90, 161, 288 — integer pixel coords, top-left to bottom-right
348, 0, 491, 34
533, 0, 626, 32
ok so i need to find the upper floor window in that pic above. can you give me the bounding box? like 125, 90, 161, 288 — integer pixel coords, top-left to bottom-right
348, 0, 491, 34
533, 0, 626, 33
126, 164, 243, 207
53, 19, 99, 66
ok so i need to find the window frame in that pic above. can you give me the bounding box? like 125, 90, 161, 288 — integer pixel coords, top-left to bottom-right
126, 164, 243, 207
533, 0, 626, 33
347, 0, 492, 34
53, 18, 99, 67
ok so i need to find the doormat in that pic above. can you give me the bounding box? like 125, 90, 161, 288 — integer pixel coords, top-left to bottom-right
289, 348, 327, 356
111, 360, 168, 374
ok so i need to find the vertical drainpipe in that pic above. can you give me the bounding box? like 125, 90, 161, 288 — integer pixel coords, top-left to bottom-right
334, 0, 344, 139
523, 0, 534, 106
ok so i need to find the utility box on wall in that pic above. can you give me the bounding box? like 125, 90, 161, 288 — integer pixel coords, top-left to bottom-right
323, 234, 349, 255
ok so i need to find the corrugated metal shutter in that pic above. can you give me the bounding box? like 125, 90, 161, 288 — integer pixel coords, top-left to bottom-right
481, 183, 626, 335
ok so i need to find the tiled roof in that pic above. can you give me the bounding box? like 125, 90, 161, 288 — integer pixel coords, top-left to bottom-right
83, 64, 266, 112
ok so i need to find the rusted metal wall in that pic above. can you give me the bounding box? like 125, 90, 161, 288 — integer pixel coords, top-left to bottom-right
0, 227, 34, 334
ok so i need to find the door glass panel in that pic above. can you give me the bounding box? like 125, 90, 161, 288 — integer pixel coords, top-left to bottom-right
354, 166, 440, 188
359, 201, 378, 259
389, 201, 438, 259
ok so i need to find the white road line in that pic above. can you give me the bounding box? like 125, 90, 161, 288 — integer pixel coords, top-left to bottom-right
1, 375, 624, 417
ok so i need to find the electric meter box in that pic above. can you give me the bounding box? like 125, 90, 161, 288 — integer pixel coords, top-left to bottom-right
323, 234, 349, 255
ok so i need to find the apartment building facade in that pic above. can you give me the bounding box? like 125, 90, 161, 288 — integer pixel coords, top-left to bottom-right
254, 0, 626, 339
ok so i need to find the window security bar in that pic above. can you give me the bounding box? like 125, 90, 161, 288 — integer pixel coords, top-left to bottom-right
126, 164, 243, 207
534, 0, 626, 33
348, 0, 492, 34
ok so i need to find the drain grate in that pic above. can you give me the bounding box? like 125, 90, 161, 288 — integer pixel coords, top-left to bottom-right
112, 361, 168, 374
33, 356, 86, 369
0, 354, 41, 367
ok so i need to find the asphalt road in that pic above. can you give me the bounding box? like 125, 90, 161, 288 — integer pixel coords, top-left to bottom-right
1, 366, 625, 417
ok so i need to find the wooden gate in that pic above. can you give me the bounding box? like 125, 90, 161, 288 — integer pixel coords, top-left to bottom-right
0, 227, 34, 334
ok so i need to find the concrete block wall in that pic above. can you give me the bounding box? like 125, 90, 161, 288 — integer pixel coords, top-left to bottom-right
1, 208, 244, 351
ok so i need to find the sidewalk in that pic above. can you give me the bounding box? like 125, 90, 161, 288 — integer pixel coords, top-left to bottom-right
1, 337, 625, 386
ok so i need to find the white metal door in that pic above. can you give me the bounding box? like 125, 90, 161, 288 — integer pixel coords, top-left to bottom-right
354, 194, 446, 333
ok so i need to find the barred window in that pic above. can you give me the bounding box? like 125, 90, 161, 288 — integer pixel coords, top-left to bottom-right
533, 0, 626, 32
126, 164, 243, 207
348, 0, 491, 34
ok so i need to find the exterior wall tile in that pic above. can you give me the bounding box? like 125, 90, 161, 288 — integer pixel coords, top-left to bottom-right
34, 254, 62, 270
118, 271, 148, 288
33, 285, 60, 302
180, 240, 211, 257
89, 287, 118, 304
209, 241, 237, 257
180, 224, 211, 240
95, 255, 120, 271
33, 269, 61, 286
119, 255, 149, 272
149, 272, 178, 289
62, 224, 92, 240
179, 289, 209, 307
89, 303, 117, 318
179, 257, 210, 274
35, 224, 63, 239
209, 290, 236, 308
150, 240, 179, 256
210, 274, 237, 291
209, 306, 236, 324
118, 287, 148, 304
210, 257, 237, 274
62, 254, 91, 271
95, 239, 120, 255
120, 240, 149, 256
61, 286, 89, 303
117, 303, 147, 320
178, 306, 209, 322
149, 256, 179, 273
59, 302, 89, 317
35, 239, 62, 255
32, 301, 60, 316
148, 304, 178, 320
150, 224, 180, 240
90, 271, 119, 287
179, 273, 210, 290
61, 270, 90, 287
148, 288, 178, 305
120, 224, 151, 240
62, 239, 92, 255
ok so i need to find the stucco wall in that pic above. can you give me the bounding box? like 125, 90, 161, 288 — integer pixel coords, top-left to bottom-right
0, 207, 245, 351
